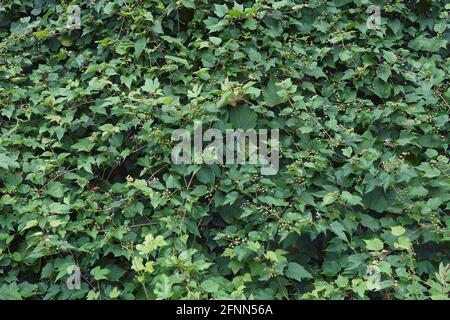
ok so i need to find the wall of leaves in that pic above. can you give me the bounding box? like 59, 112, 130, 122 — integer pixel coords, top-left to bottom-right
0, 0, 449, 299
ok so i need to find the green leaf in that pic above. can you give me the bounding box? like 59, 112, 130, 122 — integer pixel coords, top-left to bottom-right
262, 78, 285, 106
383, 50, 397, 64
360, 214, 380, 231
321, 192, 338, 207
365, 238, 384, 251
340, 191, 362, 206
22, 220, 38, 232
71, 139, 94, 152
330, 221, 348, 242
104, 2, 117, 14
46, 182, 65, 198
142, 78, 160, 93
154, 275, 173, 299
363, 189, 388, 213
372, 79, 391, 98
136, 234, 167, 255
201, 279, 220, 293
214, 4, 228, 17
391, 226, 406, 237
248, 48, 262, 62
90, 267, 110, 281
286, 262, 313, 282
196, 166, 216, 185
109, 287, 120, 299
394, 236, 412, 250
389, 19, 401, 34
134, 37, 147, 59
165, 55, 189, 67
377, 65, 391, 82
335, 275, 349, 288
229, 106, 258, 130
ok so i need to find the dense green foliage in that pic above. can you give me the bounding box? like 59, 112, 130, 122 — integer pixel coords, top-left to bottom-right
0, 0, 449, 300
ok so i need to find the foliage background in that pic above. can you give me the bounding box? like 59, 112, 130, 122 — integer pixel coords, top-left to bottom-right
0, 0, 449, 300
